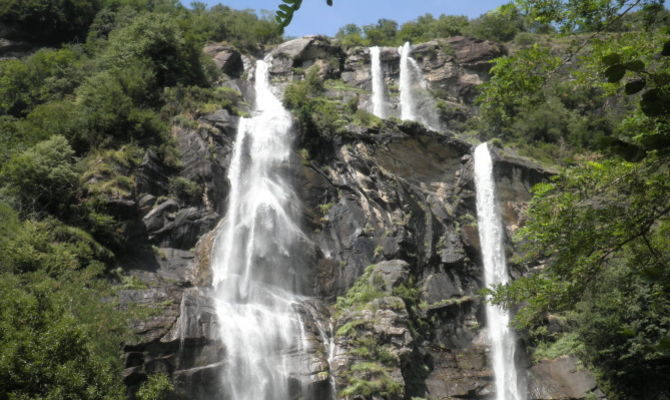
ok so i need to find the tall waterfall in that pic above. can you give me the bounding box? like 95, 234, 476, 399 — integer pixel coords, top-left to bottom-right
211, 59, 309, 400
398, 41, 440, 130
370, 46, 387, 118
474, 143, 526, 400
398, 42, 417, 122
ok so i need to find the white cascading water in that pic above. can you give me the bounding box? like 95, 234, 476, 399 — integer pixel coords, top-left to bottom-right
211, 59, 309, 400
474, 143, 526, 400
369, 46, 387, 118
398, 41, 440, 130
398, 41, 417, 121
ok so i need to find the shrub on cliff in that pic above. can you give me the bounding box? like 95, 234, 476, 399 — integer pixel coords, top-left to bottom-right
0, 273, 126, 400
0, 204, 127, 400
1, 135, 77, 216
0, 48, 84, 117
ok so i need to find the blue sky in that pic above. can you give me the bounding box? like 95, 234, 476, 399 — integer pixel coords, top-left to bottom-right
181, 0, 510, 37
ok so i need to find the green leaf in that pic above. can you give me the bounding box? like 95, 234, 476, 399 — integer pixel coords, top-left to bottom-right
278, 4, 292, 12
605, 64, 626, 83
657, 336, 670, 355
662, 40, 670, 57
640, 89, 670, 117
624, 79, 646, 95
624, 60, 645, 72
654, 72, 670, 86
601, 53, 621, 65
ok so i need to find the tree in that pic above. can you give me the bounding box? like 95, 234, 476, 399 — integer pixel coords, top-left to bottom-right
363, 19, 398, 46
136, 374, 174, 400
462, 4, 527, 41
1, 135, 78, 216
336, 23, 366, 46
476, 44, 561, 139
0, 48, 83, 117
0, 273, 125, 400
101, 13, 206, 87
481, 2, 670, 398
0, 203, 127, 400
0, 0, 103, 43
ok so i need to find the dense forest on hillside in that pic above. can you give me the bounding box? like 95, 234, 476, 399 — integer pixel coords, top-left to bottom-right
0, 1, 282, 399
0, 0, 669, 399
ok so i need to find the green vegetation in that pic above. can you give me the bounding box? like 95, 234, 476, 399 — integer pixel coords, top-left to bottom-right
332, 265, 431, 399
0, 1, 279, 398
136, 373, 174, 400
480, 2, 670, 399
284, 66, 348, 135
334, 4, 546, 47
0, 205, 127, 400
2, 0, 668, 398
339, 362, 403, 399
333, 265, 405, 399
1, 135, 77, 215
0, 0, 104, 44
283, 66, 388, 140
333, 265, 385, 316
169, 176, 201, 203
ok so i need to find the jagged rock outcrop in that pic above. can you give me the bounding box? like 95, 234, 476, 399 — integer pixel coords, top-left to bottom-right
269, 35, 344, 79
412, 36, 506, 104
203, 43, 244, 77
108, 105, 242, 398
263, 35, 504, 131
292, 113, 551, 398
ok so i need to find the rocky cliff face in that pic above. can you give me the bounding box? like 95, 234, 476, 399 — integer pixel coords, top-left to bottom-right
116, 36, 601, 400
264, 35, 504, 134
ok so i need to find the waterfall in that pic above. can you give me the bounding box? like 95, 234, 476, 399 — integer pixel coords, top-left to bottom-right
473, 143, 526, 400
398, 41, 440, 130
370, 46, 387, 118
398, 42, 416, 122
211, 59, 309, 400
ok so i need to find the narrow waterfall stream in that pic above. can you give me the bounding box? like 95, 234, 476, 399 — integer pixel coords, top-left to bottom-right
398, 41, 417, 122
473, 143, 526, 400
369, 46, 387, 118
210, 59, 310, 400
398, 41, 440, 130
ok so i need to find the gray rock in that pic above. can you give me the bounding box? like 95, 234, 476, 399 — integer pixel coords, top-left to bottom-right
268, 35, 344, 78
528, 356, 603, 400
143, 199, 179, 232
421, 271, 464, 303
370, 260, 410, 292
174, 122, 235, 214
424, 347, 492, 399
203, 43, 243, 77
136, 149, 170, 196
172, 362, 226, 400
